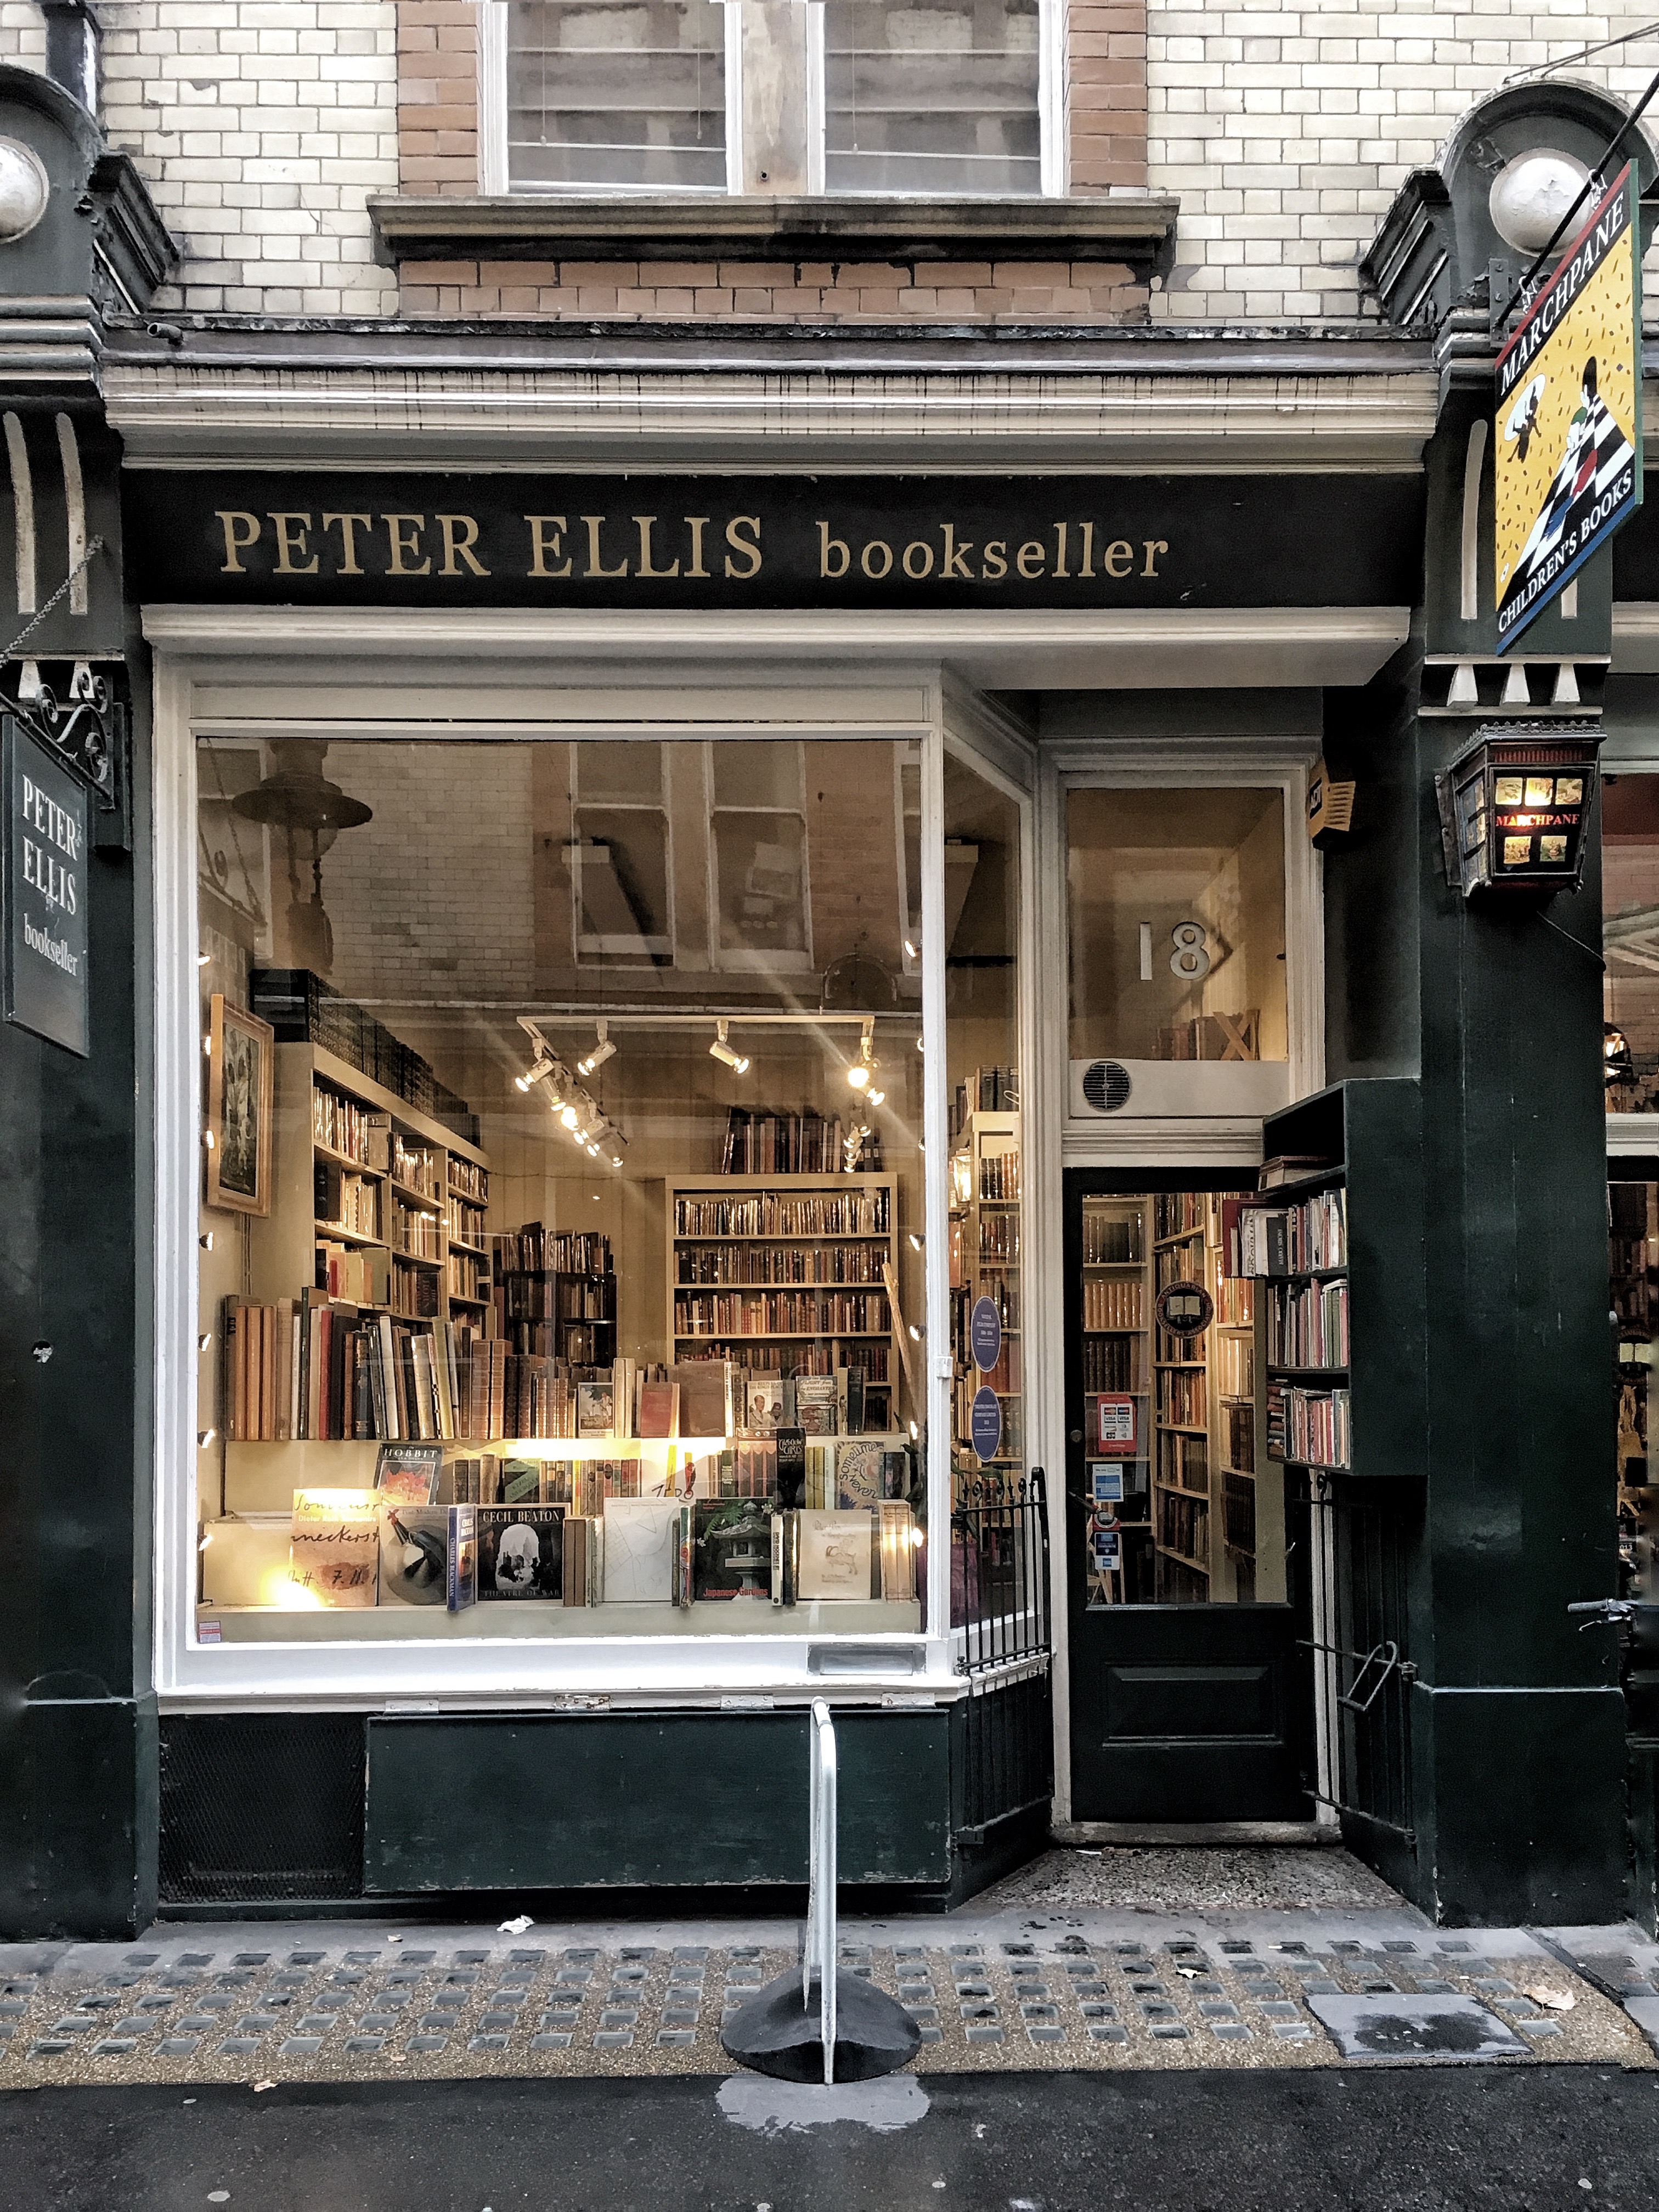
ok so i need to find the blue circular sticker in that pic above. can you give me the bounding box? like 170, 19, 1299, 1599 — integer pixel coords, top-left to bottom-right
970, 1385, 1003, 1464
970, 1295, 1002, 1373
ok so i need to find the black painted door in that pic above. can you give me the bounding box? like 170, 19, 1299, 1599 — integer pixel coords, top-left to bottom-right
1063, 1167, 1314, 1824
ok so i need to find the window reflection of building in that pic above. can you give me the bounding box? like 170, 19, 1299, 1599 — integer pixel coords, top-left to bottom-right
1604, 775, 1659, 1111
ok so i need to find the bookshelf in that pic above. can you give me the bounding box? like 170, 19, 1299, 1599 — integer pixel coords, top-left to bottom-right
667, 1173, 899, 1432
1153, 1190, 1212, 1601
949, 1109, 1023, 1497
1249, 1077, 1424, 1488
1079, 1193, 1152, 1602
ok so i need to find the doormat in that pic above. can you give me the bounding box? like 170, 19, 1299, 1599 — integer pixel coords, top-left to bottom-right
1, 1932, 1647, 2088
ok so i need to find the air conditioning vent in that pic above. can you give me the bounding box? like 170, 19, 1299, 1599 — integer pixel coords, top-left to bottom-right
1081, 1059, 1132, 1113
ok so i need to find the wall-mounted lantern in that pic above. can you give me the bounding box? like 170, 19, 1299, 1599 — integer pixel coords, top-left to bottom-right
1435, 723, 1599, 897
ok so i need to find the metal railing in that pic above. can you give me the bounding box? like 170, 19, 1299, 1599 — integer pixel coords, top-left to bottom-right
1301, 1474, 1418, 1848
950, 1468, 1054, 1839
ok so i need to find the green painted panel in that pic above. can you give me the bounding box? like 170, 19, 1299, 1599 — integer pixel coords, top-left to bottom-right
364, 1711, 951, 1893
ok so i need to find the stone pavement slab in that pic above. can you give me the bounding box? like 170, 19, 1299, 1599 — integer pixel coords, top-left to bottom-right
1, 1897, 1649, 2089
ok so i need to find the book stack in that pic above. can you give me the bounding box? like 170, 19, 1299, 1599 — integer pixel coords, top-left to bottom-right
718, 1107, 874, 1176
1267, 1278, 1350, 1369
1266, 1383, 1351, 1469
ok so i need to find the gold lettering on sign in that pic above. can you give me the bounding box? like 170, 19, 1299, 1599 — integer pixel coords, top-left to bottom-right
1052, 522, 1070, 579
724, 516, 762, 579
940, 526, 974, 579
982, 540, 1007, 580
902, 540, 934, 580
216, 511, 261, 574
1016, 540, 1046, 579
383, 515, 430, 577
437, 514, 489, 577
582, 516, 629, 579
323, 512, 373, 575
633, 516, 680, 580
1079, 521, 1096, 579
819, 523, 850, 579
1103, 539, 1133, 579
1143, 539, 1169, 578
685, 517, 712, 580
525, 515, 572, 579
268, 512, 318, 576
861, 540, 892, 580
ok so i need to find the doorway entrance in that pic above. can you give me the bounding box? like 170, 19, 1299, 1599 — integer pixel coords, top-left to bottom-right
1063, 1167, 1316, 1824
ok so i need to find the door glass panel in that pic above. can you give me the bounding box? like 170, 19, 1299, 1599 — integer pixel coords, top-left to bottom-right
1066, 788, 1288, 1069
1077, 1186, 1285, 1605
1604, 775, 1659, 1110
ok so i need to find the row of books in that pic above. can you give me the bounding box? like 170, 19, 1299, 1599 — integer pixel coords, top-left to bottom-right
256, 973, 477, 1137
315, 1161, 379, 1239
978, 1215, 1020, 1263
1226, 1402, 1256, 1475
1083, 1336, 1145, 1393
1267, 1278, 1350, 1370
1214, 1332, 1254, 1402
312, 1081, 388, 1170
675, 1245, 889, 1288
391, 1200, 441, 1259
1266, 1383, 1352, 1469
675, 1189, 890, 1239
950, 1065, 1018, 1138
1158, 1430, 1208, 1492
1084, 1211, 1142, 1264
979, 1152, 1020, 1201
447, 1251, 485, 1302
448, 1157, 488, 1203
1158, 1368, 1207, 1429
280, 1488, 918, 1611
444, 1192, 487, 1248
1154, 1190, 1209, 1240
718, 1108, 871, 1177
1082, 1278, 1144, 1331
1156, 1485, 1209, 1566
1227, 1188, 1347, 1278
317, 1242, 386, 1307
390, 1258, 442, 1319
501, 1273, 615, 1323
674, 1291, 890, 1338
391, 1135, 442, 1198
492, 1226, 612, 1277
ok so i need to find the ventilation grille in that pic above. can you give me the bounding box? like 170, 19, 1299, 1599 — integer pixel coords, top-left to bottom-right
1081, 1059, 1132, 1113
159, 1714, 365, 1903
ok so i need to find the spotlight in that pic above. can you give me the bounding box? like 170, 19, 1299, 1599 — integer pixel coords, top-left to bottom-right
560, 1103, 579, 1130
847, 1018, 878, 1093
709, 1020, 749, 1074
197, 1427, 217, 1448
908, 1233, 923, 1252
199, 1333, 213, 1352
904, 938, 917, 961
578, 1020, 616, 1076
516, 1053, 554, 1094
197, 950, 211, 968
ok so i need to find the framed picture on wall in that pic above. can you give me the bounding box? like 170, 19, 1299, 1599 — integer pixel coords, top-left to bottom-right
206, 991, 273, 1216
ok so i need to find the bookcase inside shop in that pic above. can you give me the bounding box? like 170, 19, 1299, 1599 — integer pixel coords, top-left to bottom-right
949, 1090, 1024, 1499
668, 1174, 902, 1438
1081, 1195, 1152, 1597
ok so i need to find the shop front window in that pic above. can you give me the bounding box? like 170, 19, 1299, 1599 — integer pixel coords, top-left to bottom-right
1604, 774, 1659, 1111
945, 752, 1025, 1505
193, 735, 928, 1647
1066, 787, 1289, 1118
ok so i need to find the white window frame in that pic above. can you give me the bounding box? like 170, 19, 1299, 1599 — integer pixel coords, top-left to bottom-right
478, 0, 1064, 199
1600, 727, 1659, 1161
569, 736, 676, 964
706, 734, 815, 974
149, 615, 962, 1712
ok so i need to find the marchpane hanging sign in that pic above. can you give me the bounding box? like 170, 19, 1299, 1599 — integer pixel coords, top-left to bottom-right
1495, 163, 1643, 648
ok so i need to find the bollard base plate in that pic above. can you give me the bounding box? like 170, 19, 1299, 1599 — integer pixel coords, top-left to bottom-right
720, 1969, 922, 2084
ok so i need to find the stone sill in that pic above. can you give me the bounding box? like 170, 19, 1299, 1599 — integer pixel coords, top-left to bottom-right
367, 192, 1181, 271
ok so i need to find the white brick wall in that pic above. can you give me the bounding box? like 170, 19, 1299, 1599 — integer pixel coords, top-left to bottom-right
0, 0, 399, 314
1148, 3, 1659, 322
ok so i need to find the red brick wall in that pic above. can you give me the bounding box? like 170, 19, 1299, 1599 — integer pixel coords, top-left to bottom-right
1070, 1, 1149, 192
399, 256, 1148, 321
399, 0, 479, 196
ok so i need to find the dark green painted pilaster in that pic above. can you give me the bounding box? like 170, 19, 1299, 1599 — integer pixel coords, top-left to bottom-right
1323, 375, 1627, 1923
0, 687, 154, 1940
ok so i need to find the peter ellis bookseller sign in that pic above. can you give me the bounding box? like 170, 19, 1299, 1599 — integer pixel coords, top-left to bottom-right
4, 719, 88, 1057
121, 471, 1423, 613
1495, 163, 1643, 647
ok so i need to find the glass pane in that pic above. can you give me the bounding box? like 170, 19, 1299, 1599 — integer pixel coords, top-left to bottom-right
1604, 774, 1659, 1110
508, 0, 727, 193
194, 736, 926, 1648
945, 752, 1024, 1509
1077, 1187, 1294, 1607
1612, 1178, 1658, 1596
825, 0, 1041, 196
1066, 788, 1288, 1066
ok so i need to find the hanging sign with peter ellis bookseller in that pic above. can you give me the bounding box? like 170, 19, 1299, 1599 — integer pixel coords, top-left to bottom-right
1494, 163, 1643, 647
